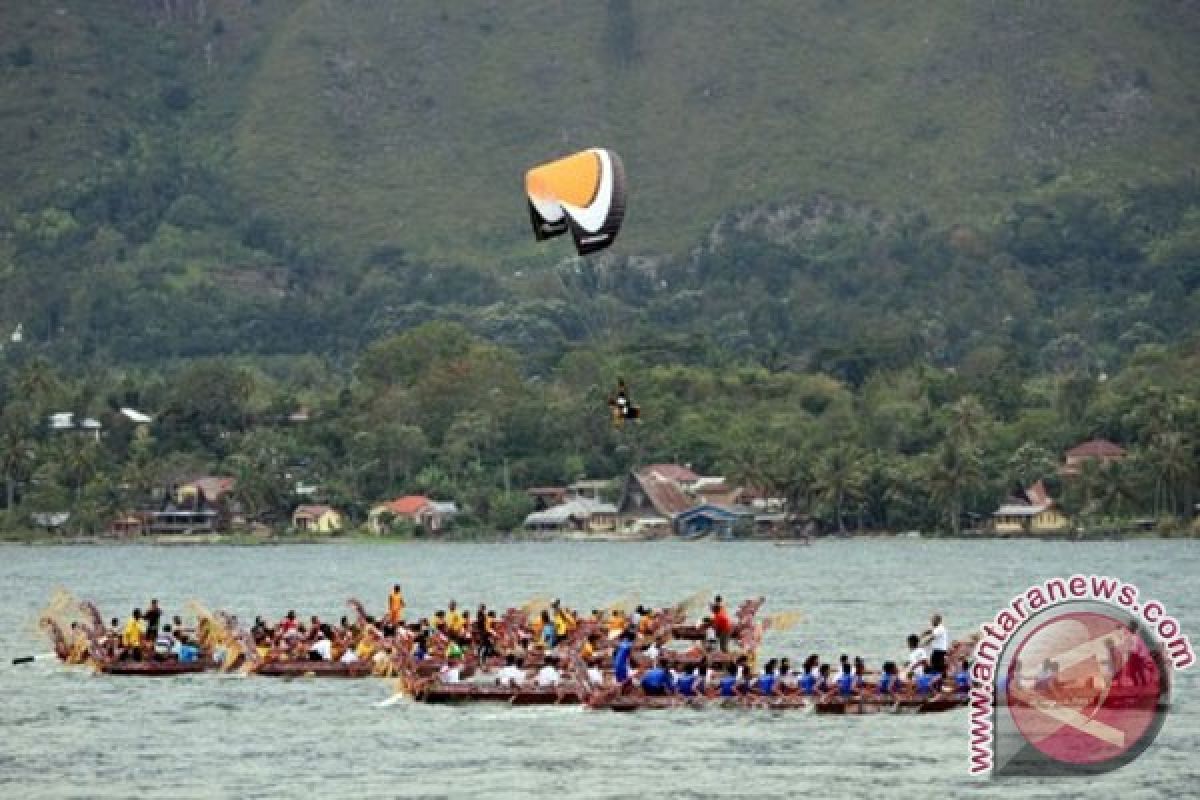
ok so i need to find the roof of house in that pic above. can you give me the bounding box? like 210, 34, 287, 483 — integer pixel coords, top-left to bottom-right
430, 501, 459, 514
525, 498, 617, 527
120, 408, 153, 424
293, 504, 337, 519
631, 468, 695, 517
995, 480, 1056, 517
641, 464, 700, 484
1066, 439, 1126, 459
376, 495, 433, 515
569, 479, 612, 491
993, 504, 1052, 517
675, 504, 753, 521
181, 476, 236, 497
526, 487, 567, 496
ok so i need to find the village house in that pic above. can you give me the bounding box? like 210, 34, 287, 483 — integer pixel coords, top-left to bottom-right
1061, 439, 1127, 477
148, 475, 237, 534
368, 495, 433, 534
991, 480, 1070, 535
615, 466, 695, 534
526, 487, 568, 510
291, 504, 344, 533
524, 497, 618, 533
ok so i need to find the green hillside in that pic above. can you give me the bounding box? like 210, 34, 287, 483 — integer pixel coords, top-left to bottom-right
234, 0, 1200, 263
0, 0, 1198, 367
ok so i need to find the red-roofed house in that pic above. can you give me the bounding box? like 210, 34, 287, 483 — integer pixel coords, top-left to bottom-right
177, 476, 236, 508
1062, 439, 1127, 476
368, 495, 433, 534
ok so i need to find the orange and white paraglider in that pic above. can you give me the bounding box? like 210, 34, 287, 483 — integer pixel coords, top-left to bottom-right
526, 148, 627, 255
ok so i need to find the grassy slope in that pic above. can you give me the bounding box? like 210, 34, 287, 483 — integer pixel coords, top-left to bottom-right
2, 1, 1198, 269
230, 0, 1200, 265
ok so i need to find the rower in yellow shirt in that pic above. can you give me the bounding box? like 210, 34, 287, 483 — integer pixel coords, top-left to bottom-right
446, 600, 465, 638
607, 609, 626, 639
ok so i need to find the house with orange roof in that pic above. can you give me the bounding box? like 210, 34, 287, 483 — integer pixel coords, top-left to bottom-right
367, 495, 434, 534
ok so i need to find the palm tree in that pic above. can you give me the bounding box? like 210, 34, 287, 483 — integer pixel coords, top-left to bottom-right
813, 446, 865, 534
926, 439, 984, 534
946, 395, 989, 448
0, 412, 37, 510
1145, 431, 1194, 517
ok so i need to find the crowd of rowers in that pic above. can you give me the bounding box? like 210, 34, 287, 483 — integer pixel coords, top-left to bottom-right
89, 588, 971, 699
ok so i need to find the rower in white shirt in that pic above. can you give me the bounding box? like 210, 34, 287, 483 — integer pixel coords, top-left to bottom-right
494, 654, 527, 687
535, 656, 562, 687
905, 634, 928, 678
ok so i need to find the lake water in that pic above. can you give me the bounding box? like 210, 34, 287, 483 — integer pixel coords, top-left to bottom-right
1, 539, 1197, 799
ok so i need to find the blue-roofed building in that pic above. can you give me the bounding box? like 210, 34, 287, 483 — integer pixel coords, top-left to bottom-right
673, 504, 755, 540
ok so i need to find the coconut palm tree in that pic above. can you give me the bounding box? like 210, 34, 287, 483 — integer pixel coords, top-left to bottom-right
925, 439, 984, 534
813, 446, 865, 534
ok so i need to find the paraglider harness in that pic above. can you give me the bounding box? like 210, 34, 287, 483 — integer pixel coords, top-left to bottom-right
608, 379, 641, 429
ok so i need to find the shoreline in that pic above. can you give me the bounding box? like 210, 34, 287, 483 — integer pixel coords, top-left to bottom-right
0, 530, 1194, 546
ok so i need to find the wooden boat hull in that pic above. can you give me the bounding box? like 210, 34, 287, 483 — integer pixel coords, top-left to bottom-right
590, 694, 810, 712
98, 660, 209, 676
814, 695, 967, 714
254, 660, 374, 678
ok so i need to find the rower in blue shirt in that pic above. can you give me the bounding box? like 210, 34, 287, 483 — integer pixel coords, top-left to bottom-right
835, 662, 858, 697
954, 659, 971, 693
914, 670, 940, 695
613, 630, 636, 684
877, 661, 900, 696
798, 670, 817, 696
718, 663, 740, 697
640, 658, 676, 696
676, 665, 698, 697
754, 659, 779, 695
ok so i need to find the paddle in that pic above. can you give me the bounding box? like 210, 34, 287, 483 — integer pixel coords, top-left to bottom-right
12, 653, 56, 665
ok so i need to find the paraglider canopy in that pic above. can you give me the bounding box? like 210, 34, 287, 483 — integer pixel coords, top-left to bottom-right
526, 148, 626, 255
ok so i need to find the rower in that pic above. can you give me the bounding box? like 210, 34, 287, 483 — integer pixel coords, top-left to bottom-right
495, 654, 527, 687
953, 658, 971, 694
538, 610, 556, 650
835, 662, 859, 697
613, 629, 636, 685
440, 656, 463, 684
153, 624, 175, 662
816, 663, 832, 694
717, 663, 740, 697
446, 601, 465, 640
676, 665, 699, 697
308, 628, 333, 661
914, 668, 941, 696
754, 659, 779, 696
905, 634, 928, 680
640, 657, 675, 696
877, 661, 900, 696
535, 655, 562, 687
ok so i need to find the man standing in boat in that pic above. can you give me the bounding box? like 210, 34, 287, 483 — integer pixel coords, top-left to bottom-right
921, 613, 949, 675
387, 584, 406, 626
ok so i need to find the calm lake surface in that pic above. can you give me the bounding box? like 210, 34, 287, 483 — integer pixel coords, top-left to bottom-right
1, 539, 1197, 799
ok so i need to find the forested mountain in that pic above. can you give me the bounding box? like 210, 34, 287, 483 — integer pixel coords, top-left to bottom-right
0, 1, 1197, 534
